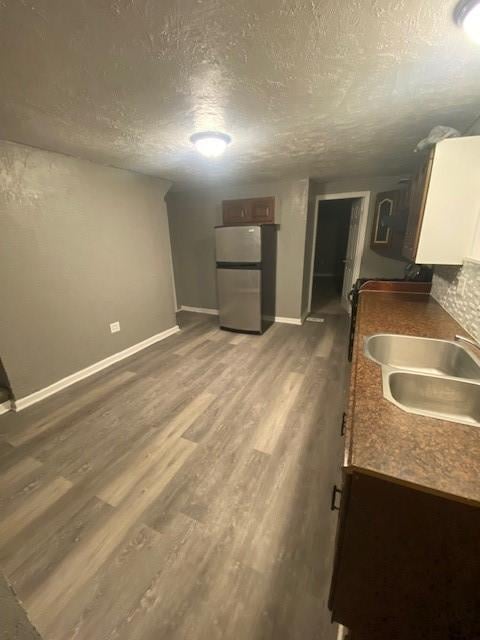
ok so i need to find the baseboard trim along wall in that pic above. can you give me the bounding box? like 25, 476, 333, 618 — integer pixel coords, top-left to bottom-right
179, 306, 303, 326
13, 325, 181, 412
274, 316, 303, 325
179, 305, 219, 315
0, 400, 12, 415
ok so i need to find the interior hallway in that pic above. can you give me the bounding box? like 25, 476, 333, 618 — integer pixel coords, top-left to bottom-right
310, 276, 346, 317
0, 312, 348, 640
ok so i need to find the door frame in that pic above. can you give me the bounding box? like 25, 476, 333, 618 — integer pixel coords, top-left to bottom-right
307, 191, 371, 314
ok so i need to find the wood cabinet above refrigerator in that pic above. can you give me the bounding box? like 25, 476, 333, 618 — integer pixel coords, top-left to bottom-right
403, 136, 480, 265
222, 197, 275, 225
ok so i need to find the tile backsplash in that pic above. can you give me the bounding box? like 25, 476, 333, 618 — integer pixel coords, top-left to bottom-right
431, 260, 480, 341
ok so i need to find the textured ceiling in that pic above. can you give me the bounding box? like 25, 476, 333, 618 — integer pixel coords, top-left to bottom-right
1, 0, 479, 188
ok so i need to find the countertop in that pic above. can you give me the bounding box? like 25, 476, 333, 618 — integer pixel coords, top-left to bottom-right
346, 290, 480, 506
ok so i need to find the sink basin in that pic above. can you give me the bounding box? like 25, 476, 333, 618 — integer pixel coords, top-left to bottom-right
383, 369, 480, 427
365, 334, 480, 380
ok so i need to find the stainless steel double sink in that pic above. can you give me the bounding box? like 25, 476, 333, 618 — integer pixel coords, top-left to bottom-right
364, 334, 480, 427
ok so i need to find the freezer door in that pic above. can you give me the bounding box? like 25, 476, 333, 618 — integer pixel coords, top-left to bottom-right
215, 226, 261, 263
217, 268, 261, 332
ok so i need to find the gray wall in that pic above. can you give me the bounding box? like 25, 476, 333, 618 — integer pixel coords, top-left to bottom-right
167, 179, 309, 319
0, 141, 176, 399
0, 359, 11, 392
432, 260, 480, 341
301, 175, 409, 315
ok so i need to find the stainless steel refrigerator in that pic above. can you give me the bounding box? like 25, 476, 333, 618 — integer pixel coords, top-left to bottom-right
215, 225, 277, 334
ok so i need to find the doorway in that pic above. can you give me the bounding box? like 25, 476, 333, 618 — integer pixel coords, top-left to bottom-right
307, 192, 370, 316
311, 199, 354, 315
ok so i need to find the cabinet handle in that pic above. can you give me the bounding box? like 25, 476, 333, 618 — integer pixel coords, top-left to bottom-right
340, 412, 346, 436
330, 484, 342, 511
240, 209, 245, 217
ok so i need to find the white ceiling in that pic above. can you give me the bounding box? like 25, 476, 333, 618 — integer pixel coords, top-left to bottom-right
1, 0, 479, 188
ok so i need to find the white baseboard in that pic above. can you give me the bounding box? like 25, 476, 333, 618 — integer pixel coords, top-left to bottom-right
274, 316, 303, 325
13, 325, 180, 412
179, 306, 302, 326
0, 400, 12, 415
180, 305, 219, 316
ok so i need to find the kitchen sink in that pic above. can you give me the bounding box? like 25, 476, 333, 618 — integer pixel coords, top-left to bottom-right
364, 334, 480, 380
383, 370, 480, 427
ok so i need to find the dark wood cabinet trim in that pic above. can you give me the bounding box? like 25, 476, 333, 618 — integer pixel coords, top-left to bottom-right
411, 150, 434, 259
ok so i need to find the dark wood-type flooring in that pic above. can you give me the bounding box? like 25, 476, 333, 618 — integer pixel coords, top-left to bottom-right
0, 311, 349, 640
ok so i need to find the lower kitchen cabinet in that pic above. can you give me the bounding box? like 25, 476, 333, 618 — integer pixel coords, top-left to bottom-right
329, 471, 480, 640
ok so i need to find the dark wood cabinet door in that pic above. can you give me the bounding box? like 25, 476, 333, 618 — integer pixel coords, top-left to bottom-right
370, 189, 411, 260
402, 150, 434, 261
222, 197, 275, 225
370, 190, 398, 249
329, 472, 480, 639
222, 199, 251, 225
251, 197, 275, 223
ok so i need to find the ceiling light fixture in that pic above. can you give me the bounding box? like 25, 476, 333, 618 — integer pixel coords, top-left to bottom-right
454, 0, 480, 43
190, 131, 231, 158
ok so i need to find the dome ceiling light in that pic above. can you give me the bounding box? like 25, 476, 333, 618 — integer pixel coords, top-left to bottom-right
190, 131, 231, 158
454, 0, 480, 43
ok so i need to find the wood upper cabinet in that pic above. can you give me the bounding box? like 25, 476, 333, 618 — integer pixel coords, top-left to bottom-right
222, 197, 275, 225
222, 199, 251, 225
371, 190, 397, 247
250, 197, 275, 223
370, 189, 409, 259
402, 149, 434, 261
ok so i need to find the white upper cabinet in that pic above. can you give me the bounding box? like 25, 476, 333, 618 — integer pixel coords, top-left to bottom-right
468, 207, 480, 261
403, 136, 480, 265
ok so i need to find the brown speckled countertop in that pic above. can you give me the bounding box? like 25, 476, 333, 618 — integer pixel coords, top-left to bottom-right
347, 291, 480, 506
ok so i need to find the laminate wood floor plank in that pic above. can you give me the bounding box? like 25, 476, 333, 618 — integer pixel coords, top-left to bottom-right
145, 334, 301, 530
252, 371, 304, 454
96, 392, 212, 507
25, 438, 197, 635
0, 476, 73, 547
53, 523, 166, 640
5, 371, 137, 446
0, 456, 43, 496
6, 495, 113, 595
0, 311, 349, 640
0, 459, 69, 524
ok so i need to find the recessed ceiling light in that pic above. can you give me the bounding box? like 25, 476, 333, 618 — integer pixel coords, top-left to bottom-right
190, 131, 231, 158
455, 0, 480, 44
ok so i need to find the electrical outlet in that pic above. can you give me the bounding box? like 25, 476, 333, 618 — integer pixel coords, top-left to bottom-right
110, 321, 121, 334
